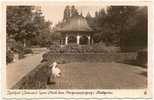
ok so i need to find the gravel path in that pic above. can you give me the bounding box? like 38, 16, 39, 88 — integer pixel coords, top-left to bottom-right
6, 48, 48, 89
48, 62, 147, 89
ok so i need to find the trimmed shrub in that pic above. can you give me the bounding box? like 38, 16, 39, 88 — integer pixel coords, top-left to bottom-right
42, 52, 137, 63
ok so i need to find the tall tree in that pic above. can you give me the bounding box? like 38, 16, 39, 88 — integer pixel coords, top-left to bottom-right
106, 6, 147, 50
7, 6, 35, 47
7, 6, 52, 47
63, 5, 71, 22
90, 6, 147, 51
71, 5, 79, 17
86, 12, 92, 18
123, 7, 147, 50
106, 6, 138, 47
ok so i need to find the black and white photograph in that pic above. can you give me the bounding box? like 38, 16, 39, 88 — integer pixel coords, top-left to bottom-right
1, 1, 152, 99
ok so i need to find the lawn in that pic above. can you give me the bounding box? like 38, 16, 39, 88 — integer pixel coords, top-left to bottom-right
13, 51, 147, 89
47, 62, 147, 89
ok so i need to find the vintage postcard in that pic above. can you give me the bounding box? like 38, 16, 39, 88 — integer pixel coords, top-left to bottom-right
0, 0, 153, 99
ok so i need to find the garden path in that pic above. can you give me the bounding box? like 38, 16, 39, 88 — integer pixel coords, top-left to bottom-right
6, 48, 49, 89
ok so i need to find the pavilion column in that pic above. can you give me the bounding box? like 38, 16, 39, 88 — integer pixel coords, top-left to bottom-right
91, 38, 94, 45
65, 35, 68, 45
88, 35, 91, 45
77, 34, 80, 45
91, 34, 93, 45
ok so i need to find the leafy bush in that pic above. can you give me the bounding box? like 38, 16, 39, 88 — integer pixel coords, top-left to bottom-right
13, 41, 24, 53
6, 50, 14, 64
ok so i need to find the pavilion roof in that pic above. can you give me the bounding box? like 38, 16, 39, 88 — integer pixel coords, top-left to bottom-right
55, 15, 93, 33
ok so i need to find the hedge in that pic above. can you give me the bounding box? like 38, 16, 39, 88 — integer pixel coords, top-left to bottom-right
42, 52, 137, 64
12, 62, 51, 89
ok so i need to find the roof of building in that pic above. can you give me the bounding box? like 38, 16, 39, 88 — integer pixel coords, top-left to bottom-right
55, 15, 93, 33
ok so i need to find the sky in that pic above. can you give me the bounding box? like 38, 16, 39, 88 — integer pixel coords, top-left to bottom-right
40, 4, 106, 27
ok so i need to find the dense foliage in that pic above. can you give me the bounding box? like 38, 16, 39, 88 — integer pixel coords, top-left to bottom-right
86, 6, 147, 51
63, 5, 79, 22
7, 6, 52, 48
6, 6, 52, 63
6, 6, 147, 64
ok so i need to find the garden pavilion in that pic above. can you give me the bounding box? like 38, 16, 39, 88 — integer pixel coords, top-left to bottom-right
55, 15, 94, 45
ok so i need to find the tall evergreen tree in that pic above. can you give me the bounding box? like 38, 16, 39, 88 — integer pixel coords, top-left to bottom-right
86, 12, 92, 18
63, 5, 70, 22
71, 5, 79, 17
89, 6, 147, 51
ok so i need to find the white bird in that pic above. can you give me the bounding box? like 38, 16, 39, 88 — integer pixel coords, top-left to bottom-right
49, 62, 61, 78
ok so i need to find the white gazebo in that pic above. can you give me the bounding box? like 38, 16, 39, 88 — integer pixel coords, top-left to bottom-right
55, 15, 94, 45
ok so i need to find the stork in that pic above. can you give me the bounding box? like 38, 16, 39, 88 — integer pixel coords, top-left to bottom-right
50, 62, 61, 77
48, 62, 61, 84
